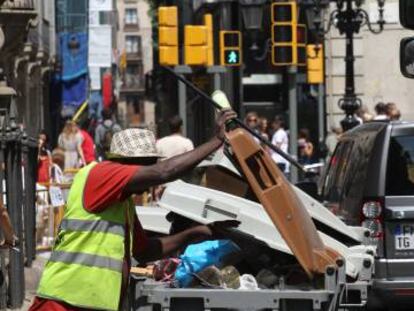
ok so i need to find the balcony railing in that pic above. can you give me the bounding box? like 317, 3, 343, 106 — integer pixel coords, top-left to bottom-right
0, 0, 34, 10
126, 50, 142, 60
122, 74, 144, 91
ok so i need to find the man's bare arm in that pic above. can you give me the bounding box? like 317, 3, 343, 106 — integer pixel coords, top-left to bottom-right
0, 196, 17, 246
124, 110, 236, 195
134, 220, 240, 263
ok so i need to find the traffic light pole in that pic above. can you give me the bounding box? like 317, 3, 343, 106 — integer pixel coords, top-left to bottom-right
318, 83, 325, 159
174, 65, 192, 136
207, 66, 227, 91
288, 66, 298, 183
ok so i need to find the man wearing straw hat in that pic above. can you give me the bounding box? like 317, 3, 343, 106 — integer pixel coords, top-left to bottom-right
29, 109, 237, 311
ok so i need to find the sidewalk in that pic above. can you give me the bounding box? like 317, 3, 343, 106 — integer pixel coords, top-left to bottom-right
12, 255, 48, 311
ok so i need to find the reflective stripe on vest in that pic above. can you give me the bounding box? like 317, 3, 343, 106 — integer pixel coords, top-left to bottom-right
49, 251, 123, 272
59, 219, 125, 237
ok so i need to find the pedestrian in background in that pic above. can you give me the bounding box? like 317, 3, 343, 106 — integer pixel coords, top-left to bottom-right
244, 112, 261, 144
325, 126, 342, 158
156, 115, 194, 159
95, 109, 122, 160
50, 148, 66, 185
58, 120, 85, 170
373, 102, 388, 120
356, 105, 373, 123
258, 117, 270, 140
271, 115, 289, 174
244, 112, 259, 131
386, 102, 399, 120
37, 130, 52, 183
78, 120, 96, 164
390, 108, 401, 121
298, 128, 314, 164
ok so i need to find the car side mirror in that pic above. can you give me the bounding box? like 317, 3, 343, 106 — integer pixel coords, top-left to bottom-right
400, 37, 414, 79
400, 0, 414, 30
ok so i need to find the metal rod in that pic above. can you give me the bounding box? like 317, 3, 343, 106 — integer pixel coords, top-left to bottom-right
178, 76, 187, 136
162, 66, 306, 173
23, 142, 36, 266
288, 66, 298, 183
6, 140, 25, 308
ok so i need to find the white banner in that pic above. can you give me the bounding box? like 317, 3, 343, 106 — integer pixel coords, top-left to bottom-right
89, 10, 100, 26
90, 0, 112, 11
88, 26, 112, 67
89, 66, 101, 90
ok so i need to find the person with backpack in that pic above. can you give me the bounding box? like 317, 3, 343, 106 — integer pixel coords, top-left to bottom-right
94, 109, 122, 160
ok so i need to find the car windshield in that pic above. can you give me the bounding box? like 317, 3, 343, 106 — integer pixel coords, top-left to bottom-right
386, 135, 414, 196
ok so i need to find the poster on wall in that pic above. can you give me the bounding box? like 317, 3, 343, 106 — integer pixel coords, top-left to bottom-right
88, 25, 112, 67
90, 0, 112, 11
89, 66, 101, 90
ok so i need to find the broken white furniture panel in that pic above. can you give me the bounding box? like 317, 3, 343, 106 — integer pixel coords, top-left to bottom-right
159, 180, 374, 279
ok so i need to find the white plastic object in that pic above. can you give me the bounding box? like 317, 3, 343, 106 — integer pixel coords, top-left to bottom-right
212, 90, 232, 110
239, 274, 259, 290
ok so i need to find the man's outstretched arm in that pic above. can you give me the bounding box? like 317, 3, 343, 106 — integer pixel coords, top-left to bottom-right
124, 109, 236, 195
134, 220, 239, 263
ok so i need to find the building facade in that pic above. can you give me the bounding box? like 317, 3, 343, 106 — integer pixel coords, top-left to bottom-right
117, 0, 154, 128
325, 0, 414, 128
0, 0, 55, 137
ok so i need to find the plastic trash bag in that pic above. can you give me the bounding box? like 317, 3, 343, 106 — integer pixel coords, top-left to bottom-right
175, 240, 240, 287
239, 274, 259, 290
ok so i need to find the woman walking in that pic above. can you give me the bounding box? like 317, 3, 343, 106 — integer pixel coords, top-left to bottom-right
58, 121, 86, 170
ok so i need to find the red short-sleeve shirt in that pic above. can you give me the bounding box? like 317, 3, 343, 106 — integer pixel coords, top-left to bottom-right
30, 161, 148, 311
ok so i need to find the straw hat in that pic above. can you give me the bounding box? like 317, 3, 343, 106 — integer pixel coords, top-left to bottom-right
107, 128, 161, 159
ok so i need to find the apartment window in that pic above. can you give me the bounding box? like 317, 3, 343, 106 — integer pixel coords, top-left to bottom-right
124, 64, 143, 88
125, 36, 141, 53
125, 8, 138, 25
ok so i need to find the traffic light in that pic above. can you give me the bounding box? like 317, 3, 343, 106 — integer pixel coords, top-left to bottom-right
271, 1, 298, 66
184, 25, 208, 65
297, 24, 307, 66
306, 44, 324, 84
204, 14, 214, 66
220, 31, 242, 66
158, 6, 178, 66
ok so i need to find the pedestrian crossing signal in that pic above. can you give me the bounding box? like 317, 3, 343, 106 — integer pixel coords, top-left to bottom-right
225, 50, 240, 65
220, 31, 242, 66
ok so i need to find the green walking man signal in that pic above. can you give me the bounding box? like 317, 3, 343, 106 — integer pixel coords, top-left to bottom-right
220, 31, 242, 66
226, 50, 240, 64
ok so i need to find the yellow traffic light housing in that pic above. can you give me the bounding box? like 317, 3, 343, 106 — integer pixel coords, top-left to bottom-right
307, 44, 324, 84
158, 6, 178, 66
204, 14, 214, 66
220, 31, 242, 66
184, 25, 208, 66
271, 1, 299, 66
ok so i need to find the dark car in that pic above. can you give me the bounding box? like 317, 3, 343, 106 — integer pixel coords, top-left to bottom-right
320, 121, 414, 310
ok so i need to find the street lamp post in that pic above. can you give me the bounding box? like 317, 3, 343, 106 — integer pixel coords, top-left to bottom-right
337, 0, 362, 131
311, 0, 385, 131
240, 0, 266, 51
